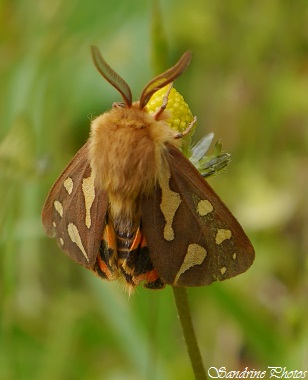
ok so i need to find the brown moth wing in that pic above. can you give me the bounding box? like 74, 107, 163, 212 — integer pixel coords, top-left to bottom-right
42, 142, 108, 268
141, 144, 255, 287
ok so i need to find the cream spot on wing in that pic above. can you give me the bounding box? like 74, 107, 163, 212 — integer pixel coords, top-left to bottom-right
67, 223, 89, 262
220, 266, 227, 275
54, 200, 63, 217
174, 244, 207, 284
232, 253, 237, 260
82, 175, 95, 229
159, 167, 181, 241
197, 199, 213, 216
59, 237, 64, 246
215, 229, 232, 245
64, 177, 74, 195
53, 221, 56, 228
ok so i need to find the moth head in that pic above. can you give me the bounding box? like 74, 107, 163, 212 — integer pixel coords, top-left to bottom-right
91, 46, 192, 109
89, 47, 194, 213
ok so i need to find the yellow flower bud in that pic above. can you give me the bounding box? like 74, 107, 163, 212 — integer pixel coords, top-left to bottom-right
145, 86, 196, 156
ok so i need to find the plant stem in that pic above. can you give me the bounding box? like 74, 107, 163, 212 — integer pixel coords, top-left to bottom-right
172, 287, 208, 380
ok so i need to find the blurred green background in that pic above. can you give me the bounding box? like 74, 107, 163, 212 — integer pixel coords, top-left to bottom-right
1, 0, 307, 379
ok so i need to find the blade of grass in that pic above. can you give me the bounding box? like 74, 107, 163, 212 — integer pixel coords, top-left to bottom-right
151, 0, 169, 74
173, 287, 207, 380
87, 277, 169, 380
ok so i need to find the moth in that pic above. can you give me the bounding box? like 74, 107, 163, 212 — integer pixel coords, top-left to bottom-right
42, 46, 255, 293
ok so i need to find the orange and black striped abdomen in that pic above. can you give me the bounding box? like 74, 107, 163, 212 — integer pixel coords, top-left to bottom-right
94, 216, 165, 290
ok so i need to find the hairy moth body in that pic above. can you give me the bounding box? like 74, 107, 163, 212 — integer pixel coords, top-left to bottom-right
42, 47, 255, 292
89, 104, 179, 224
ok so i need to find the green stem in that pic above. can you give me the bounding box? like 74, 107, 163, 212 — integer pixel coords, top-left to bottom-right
172, 287, 208, 380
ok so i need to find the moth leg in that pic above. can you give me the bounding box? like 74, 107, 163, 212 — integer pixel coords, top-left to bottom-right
153, 83, 173, 120
174, 116, 197, 139
143, 278, 165, 290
